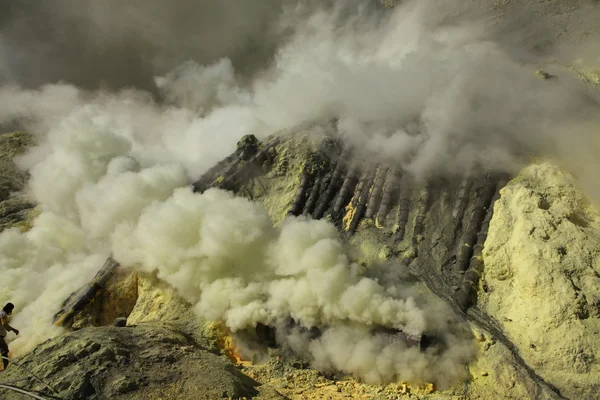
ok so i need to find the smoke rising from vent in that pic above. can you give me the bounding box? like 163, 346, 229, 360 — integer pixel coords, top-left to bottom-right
0, 0, 599, 387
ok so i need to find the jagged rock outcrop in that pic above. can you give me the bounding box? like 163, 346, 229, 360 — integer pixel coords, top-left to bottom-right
70, 268, 139, 330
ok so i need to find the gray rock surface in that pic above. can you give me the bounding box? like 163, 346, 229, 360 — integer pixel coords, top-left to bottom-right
0, 323, 286, 400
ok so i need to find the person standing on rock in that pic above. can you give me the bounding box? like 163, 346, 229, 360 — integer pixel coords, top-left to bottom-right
0, 302, 19, 371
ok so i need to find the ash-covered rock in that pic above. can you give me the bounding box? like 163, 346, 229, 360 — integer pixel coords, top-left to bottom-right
0, 323, 284, 400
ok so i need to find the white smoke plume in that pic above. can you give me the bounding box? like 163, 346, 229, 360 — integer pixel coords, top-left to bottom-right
0, 0, 599, 388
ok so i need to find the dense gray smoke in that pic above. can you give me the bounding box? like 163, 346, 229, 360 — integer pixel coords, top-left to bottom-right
0, 0, 284, 93
0, 0, 600, 388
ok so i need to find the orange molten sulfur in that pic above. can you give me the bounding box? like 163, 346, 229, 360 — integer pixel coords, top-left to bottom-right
222, 335, 244, 364
216, 324, 247, 365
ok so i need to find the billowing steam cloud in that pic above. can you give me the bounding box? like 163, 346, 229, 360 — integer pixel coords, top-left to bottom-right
113, 188, 426, 335
112, 187, 476, 386
0, 0, 599, 388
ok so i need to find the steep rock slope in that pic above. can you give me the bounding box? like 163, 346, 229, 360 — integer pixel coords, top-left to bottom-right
481, 162, 600, 400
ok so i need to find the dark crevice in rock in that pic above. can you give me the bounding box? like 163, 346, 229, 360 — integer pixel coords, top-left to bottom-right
365, 166, 389, 219
302, 176, 322, 216
411, 183, 431, 246
289, 140, 340, 217
567, 212, 590, 228
376, 167, 399, 226
454, 175, 498, 274
288, 169, 313, 216
452, 174, 472, 220
333, 164, 359, 217
312, 146, 350, 219
348, 165, 377, 236
394, 174, 412, 243
454, 174, 510, 310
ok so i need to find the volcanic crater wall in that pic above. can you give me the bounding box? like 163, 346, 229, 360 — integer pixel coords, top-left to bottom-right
191, 125, 509, 315
49, 122, 600, 399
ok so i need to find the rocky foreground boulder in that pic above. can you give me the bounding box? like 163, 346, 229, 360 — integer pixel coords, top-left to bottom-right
0, 323, 287, 400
